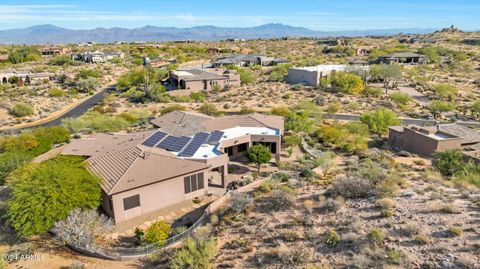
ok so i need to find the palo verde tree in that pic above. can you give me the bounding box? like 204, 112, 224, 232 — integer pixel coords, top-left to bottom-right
7, 156, 101, 237
360, 108, 401, 136
246, 144, 272, 173
369, 64, 403, 93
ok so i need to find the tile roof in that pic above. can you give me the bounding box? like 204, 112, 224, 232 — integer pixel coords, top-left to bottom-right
151, 111, 284, 136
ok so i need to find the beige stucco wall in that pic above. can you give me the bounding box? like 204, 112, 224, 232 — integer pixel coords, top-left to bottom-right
402, 128, 462, 156
109, 169, 209, 223
287, 69, 320, 86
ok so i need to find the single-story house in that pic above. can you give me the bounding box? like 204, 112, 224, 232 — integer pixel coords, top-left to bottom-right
0, 69, 54, 84
286, 64, 369, 87
388, 124, 480, 160
168, 68, 240, 91
377, 52, 428, 65
212, 54, 286, 67
62, 111, 284, 223
39, 46, 71, 55
72, 51, 124, 63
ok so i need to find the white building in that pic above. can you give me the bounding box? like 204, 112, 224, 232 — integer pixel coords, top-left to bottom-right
287, 64, 369, 87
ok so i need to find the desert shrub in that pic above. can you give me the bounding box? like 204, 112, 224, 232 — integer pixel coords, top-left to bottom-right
170, 237, 217, 269
447, 226, 462, 237
403, 223, 422, 236
229, 192, 253, 214
238, 69, 255, 85
7, 156, 101, 236
239, 106, 255, 114
326, 102, 341, 113
390, 92, 412, 108
432, 149, 465, 177
276, 244, 312, 266
160, 104, 186, 114
10, 103, 34, 117
428, 100, 455, 117
322, 197, 343, 212
0, 152, 33, 185
66, 261, 86, 269
315, 122, 369, 153
271, 172, 291, 182
381, 208, 393, 218
327, 177, 373, 198
144, 220, 172, 244
268, 190, 293, 211
61, 112, 130, 133
299, 168, 315, 179
387, 249, 410, 266
53, 208, 113, 248
414, 235, 430, 245
325, 228, 341, 247
368, 228, 385, 245
315, 151, 336, 177
376, 198, 394, 209
329, 72, 364, 94
135, 227, 145, 243
197, 103, 220, 116
190, 92, 206, 102
363, 87, 383, 98
49, 88, 67, 97
433, 83, 458, 101
50, 55, 74, 66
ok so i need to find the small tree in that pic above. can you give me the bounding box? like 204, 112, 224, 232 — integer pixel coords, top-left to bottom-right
360, 108, 401, 136
390, 92, 412, 109
330, 72, 364, 94
369, 64, 402, 93
144, 220, 172, 244
246, 145, 272, 173
238, 69, 255, 85
53, 208, 113, 248
428, 100, 455, 119
432, 149, 465, 177
316, 151, 336, 177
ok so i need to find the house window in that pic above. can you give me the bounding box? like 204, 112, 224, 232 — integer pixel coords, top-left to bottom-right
184, 172, 205, 194
237, 143, 248, 152
123, 194, 140, 211
225, 146, 233, 156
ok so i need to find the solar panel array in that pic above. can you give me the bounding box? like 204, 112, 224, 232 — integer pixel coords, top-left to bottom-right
206, 130, 225, 145
179, 132, 209, 157
169, 136, 191, 152
157, 136, 178, 150
141, 131, 167, 147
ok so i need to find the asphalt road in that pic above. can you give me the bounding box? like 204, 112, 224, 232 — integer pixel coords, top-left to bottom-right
0, 86, 114, 135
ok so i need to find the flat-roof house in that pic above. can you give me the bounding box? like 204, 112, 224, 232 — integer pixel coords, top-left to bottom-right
388, 124, 480, 158
287, 64, 369, 87
62, 111, 284, 223
39, 46, 71, 56
72, 51, 124, 63
0, 69, 54, 84
212, 54, 286, 68
377, 52, 428, 65
169, 69, 240, 91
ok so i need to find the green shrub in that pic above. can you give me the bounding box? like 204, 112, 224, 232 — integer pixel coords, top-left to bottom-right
447, 226, 462, 237
367, 228, 385, 245
387, 249, 407, 265
170, 237, 217, 269
432, 149, 465, 177
325, 228, 341, 247
360, 108, 400, 136
144, 220, 172, 244
10, 103, 34, 117
381, 208, 394, 218
61, 112, 130, 133
197, 103, 220, 116
390, 92, 412, 107
49, 88, 67, 97
160, 104, 186, 114
189, 92, 206, 102
7, 156, 101, 236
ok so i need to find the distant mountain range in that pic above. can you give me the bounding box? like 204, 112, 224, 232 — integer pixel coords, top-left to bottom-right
0, 23, 439, 44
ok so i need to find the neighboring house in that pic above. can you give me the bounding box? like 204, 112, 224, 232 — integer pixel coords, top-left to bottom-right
62, 111, 284, 223
356, 47, 370, 56
388, 124, 480, 162
39, 46, 72, 55
168, 68, 240, 91
212, 54, 287, 67
0, 54, 8, 62
0, 69, 54, 84
399, 37, 437, 44
318, 38, 349, 46
462, 39, 480, 45
377, 52, 428, 64
72, 51, 124, 63
287, 64, 369, 87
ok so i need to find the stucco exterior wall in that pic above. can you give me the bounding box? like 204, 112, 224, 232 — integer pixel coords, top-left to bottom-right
110, 169, 209, 223
287, 69, 320, 86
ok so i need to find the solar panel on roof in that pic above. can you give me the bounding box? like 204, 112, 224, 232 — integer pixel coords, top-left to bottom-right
179, 132, 209, 157
206, 130, 225, 145
141, 131, 167, 147
157, 136, 178, 149
168, 136, 191, 152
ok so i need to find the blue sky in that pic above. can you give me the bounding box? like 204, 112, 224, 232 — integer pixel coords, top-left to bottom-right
1, 0, 479, 31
